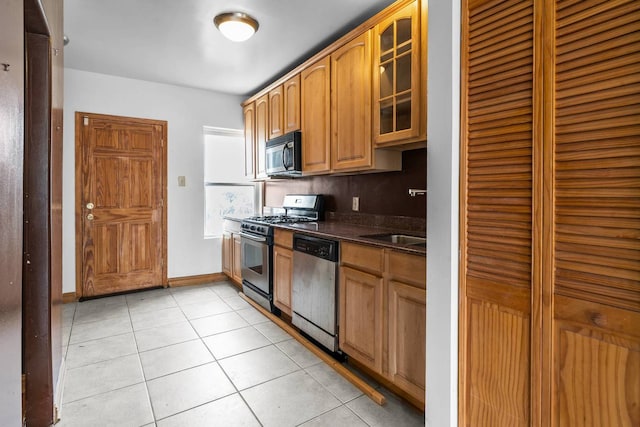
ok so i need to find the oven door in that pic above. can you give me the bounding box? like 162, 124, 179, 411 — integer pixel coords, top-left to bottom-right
240, 231, 270, 296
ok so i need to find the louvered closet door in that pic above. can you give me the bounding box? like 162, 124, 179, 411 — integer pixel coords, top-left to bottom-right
460, 0, 537, 425
547, 1, 640, 425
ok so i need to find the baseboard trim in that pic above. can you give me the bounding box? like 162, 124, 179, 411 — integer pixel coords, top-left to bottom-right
168, 272, 227, 287
62, 292, 77, 303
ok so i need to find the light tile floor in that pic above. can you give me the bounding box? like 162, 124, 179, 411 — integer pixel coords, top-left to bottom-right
58, 281, 425, 427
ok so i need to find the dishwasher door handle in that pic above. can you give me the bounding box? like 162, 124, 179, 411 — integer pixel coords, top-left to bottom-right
239, 232, 267, 243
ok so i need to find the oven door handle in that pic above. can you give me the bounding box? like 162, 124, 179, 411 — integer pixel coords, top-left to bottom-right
240, 232, 268, 243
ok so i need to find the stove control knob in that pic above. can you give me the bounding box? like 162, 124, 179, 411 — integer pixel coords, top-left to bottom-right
250, 225, 256, 231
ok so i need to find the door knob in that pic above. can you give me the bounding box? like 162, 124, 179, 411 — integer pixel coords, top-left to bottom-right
87, 213, 94, 220
86, 202, 95, 210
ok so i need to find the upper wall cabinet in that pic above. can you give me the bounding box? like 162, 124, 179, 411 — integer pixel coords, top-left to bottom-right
242, 102, 256, 179
284, 74, 301, 134
331, 31, 401, 173
255, 94, 268, 179
331, 31, 373, 171
373, 1, 424, 146
241, 0, 425, 178
268, 85, 284, 140
267, 76, 301, 141
301, 57, 332, 174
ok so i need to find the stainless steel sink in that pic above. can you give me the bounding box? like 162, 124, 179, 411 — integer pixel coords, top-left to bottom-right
361, 233, 426, 246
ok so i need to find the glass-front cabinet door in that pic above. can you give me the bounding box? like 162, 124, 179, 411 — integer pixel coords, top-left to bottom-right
373, 1, 421, 145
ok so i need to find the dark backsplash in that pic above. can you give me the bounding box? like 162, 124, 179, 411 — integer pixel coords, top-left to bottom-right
264, 148, 426, 219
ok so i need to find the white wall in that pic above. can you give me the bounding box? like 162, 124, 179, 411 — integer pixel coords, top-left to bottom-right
62, 69, 244, 293
426, 0, 460, 426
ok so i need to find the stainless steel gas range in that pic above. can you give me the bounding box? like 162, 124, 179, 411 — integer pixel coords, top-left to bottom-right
240, 194, 324, 313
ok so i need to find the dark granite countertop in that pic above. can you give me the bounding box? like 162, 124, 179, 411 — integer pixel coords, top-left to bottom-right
274, 221, 426, 256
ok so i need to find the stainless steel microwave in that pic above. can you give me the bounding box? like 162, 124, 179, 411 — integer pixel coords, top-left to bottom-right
265, 131, 302, 177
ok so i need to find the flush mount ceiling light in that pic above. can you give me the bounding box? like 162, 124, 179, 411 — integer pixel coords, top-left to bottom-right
214, 12, 259, 42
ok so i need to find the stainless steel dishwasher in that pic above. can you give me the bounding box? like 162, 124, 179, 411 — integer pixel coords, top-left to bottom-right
292, 233, 339, 352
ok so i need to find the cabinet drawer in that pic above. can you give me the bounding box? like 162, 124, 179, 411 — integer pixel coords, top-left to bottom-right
387, 251, 426, 289
341, 241, 384, 274
274, 229, 293, 249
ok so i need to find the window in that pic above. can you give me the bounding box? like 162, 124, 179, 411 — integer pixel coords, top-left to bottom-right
204, 127, 260, 237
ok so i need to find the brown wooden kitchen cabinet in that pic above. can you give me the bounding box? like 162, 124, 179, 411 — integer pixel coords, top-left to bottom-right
301, 56, 331, 174
331, 31, 402, 173
339, 265, 385, 373
242, 102, 256, 179
222, 221, 242, 286
268, 77, 302, 140
255, 93, 268, 179
245, 76, 300, 180
339, 241, 425, 408
273, 229, 294, 316
330, 31, 373, 171
373, 0, 424, 146
268, 85, 284, 140
222, 231, 232, 277
386, 250, 426, 406
460, 1, 640, 426
232, 233, 242, 284
283, 74, 301, 133
241, 0, 424, 178
305, 31, 401, 175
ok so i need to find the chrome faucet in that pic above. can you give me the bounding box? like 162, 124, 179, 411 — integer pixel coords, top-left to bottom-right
408, 188, 427, 197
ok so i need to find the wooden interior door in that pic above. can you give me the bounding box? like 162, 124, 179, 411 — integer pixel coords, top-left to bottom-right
76, 113, 167, 298
545, 1, 640, 425
459, 0, 537, 425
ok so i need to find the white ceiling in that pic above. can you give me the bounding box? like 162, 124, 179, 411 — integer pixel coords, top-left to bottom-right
64, 0, 397, 96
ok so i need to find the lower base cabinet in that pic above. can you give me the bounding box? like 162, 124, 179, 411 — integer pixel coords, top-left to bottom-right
388, 280, 426, 400
339, 266, 384, 373
339, 241, 426, 408
222, 221, 242, 285
273, 229, 294, 316
232, 233, 242, 283
222, 231, 233, 276
273, 245, 293, 316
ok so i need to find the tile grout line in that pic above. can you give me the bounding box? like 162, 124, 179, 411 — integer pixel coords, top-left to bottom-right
127, 289, 161, 425
170, 282, 265, 426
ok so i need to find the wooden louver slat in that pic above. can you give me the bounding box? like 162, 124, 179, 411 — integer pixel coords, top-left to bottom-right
554, 0, 640, 310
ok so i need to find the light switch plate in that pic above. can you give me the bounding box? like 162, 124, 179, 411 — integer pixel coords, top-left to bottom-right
178, 176, 186, 187
352, 196, 359, 211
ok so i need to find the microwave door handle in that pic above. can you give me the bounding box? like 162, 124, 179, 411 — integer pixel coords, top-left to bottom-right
282, 144, 291, 170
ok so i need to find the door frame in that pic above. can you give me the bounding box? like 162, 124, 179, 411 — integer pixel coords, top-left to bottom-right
74, 112, 168, 299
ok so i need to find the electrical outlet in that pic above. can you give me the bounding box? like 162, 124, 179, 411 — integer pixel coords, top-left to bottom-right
352, 196, 360, 211
177, 176, 186, 187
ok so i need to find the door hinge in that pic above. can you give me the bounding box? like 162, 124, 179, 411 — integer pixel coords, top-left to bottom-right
83, 116, 89, 126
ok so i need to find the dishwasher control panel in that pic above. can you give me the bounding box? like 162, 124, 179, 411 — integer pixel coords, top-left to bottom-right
293, 234, 339, 262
